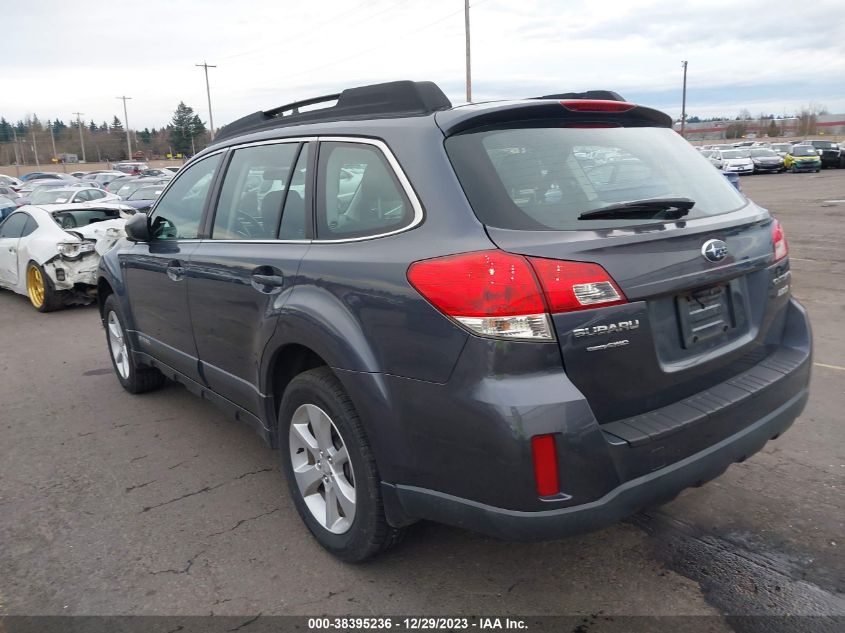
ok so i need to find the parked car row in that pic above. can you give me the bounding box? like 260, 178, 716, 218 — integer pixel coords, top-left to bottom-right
0, 166, 182, 310
697, 139, 844, 173
698, 143, 829, 174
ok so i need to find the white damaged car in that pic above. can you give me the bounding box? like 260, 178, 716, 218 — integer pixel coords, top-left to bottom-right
0, 203, 133, 312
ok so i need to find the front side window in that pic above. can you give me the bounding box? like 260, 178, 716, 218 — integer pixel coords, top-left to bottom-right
317, 142, 412, 239
150, 154, 221, 240
446, 126, 748, 231
212, 143, 300, 240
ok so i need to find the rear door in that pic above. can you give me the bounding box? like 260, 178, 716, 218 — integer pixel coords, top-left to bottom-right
187, 140, 312, 414
444, 109, 789, 423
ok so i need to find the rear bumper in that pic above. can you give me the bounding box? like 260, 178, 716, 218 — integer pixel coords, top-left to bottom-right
385, 388, 807, 540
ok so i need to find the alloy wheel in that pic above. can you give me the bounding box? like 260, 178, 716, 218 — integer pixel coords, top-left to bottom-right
26, 265, 45, 308
289, 403, 356, 534
107, 311, 130, 379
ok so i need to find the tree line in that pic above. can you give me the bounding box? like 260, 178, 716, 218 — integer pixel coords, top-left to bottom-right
0, 102, 208, 165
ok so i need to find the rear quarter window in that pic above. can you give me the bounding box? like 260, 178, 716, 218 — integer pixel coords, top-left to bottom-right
445, 126, 747, 231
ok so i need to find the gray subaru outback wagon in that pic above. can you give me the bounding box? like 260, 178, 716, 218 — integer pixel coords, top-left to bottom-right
98, 81, 811, 561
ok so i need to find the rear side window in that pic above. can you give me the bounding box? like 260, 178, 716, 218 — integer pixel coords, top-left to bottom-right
0, 212, 29, 238
316, 142, 411, 239
212, 142, 300, 240
446, 126, 747, 231
151, 154, 221, 240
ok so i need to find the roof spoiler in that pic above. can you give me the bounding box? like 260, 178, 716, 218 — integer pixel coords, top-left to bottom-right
213, 80, 452, 144
534, 90, 627, 102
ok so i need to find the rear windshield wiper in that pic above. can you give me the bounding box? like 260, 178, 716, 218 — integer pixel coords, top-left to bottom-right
578, 197, 695, 220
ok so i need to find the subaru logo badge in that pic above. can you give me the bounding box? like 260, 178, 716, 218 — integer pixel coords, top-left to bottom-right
701, 239, 728, 262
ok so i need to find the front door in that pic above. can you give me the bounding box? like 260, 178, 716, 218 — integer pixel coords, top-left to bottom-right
0, 212, 30, 286
122, 153, 222, 382
188, 142, 312, 414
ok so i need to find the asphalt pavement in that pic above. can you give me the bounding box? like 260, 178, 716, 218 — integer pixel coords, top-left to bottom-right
0, 169, 842, 631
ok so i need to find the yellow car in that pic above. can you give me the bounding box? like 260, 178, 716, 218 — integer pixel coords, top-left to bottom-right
784, 145, 822, 172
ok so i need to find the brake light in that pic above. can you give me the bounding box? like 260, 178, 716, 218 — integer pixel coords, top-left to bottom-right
531, 434, 559, 497
407, 250, 551, 340
772, 218, 788, 261
407, 250, 626, 340
559, 99, 636, 113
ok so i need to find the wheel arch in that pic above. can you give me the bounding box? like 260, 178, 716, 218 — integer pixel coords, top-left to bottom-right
264, 343, 329, 429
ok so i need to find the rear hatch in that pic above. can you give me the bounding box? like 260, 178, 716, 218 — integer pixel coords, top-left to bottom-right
440, 99, 791, 423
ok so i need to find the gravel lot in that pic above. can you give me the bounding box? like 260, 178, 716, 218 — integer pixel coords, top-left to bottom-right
0, 170, 842, 630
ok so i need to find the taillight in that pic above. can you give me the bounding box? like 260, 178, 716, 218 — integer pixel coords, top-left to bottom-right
559, 99, 636, 112
529, 257, 626, 312
772, 218, 788, 261
531, 434, 559, 497
407, 250, 552, 340
407, 250, 626, 340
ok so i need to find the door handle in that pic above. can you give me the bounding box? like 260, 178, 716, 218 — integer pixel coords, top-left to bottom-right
250, 267, 285, 294
166, 260, 186, 282
251, 274, 285, 287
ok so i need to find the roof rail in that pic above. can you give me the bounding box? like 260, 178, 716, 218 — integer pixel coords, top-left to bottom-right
213, 80, 452, 144
533, 90, 628, 102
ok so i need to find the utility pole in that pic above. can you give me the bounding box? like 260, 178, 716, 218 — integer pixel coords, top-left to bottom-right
49, 122, 66, 172
116, 96, 132, 158
680, 60, 688, 138
464, 0, 472, 102
73, 112, 86, 162
11, 128, 20, 177
196, 61, 217, 138
31, 129, 40, 168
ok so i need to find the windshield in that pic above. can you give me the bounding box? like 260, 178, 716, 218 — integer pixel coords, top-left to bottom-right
750, 149, 777, 157
446, 126, 746, 231
720, 150, 749, 159
52, 208, 122, 228
116, 182, 147, 197
792, 146, 818, 156
128, 186, 165, 200
811, 141, 835, 149
771, 144, 791, 152
31, 189, 75, 204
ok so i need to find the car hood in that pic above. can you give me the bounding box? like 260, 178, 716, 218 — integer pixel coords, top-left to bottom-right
723, 158, 752, 165
66, 218, 128, 256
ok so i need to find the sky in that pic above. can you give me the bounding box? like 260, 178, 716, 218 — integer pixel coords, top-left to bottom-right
2, 0, 844, 131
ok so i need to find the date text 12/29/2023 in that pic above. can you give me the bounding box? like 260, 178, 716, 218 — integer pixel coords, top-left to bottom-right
308, 617, 528, 630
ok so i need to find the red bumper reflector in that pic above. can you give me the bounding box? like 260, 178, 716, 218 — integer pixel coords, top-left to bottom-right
531, 434, 559, 497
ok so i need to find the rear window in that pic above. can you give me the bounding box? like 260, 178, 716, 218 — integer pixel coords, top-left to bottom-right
445, 126, 747, 231
52, 208, 121, 228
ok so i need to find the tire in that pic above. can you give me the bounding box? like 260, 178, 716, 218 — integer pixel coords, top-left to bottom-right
278, 367, 405, 562
26, 261, 64, 312
103, 294, 165, 394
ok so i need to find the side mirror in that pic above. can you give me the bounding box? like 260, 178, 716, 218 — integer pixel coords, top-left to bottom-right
125, 212, 151, 242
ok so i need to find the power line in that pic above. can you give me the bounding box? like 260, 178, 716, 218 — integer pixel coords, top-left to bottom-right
217, 0, 373, 63
217, 0, 408, 67
196, 62, 217, 139
281, 1, 490, 83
